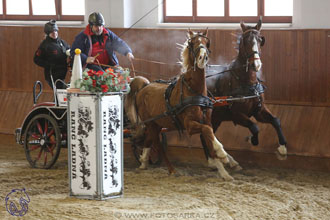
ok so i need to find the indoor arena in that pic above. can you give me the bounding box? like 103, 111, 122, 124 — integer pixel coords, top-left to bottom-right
0, 0, 329, 219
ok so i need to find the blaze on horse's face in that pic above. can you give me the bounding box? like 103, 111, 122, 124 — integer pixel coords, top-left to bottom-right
188, 29, 210, 69
240, 19, 265, 72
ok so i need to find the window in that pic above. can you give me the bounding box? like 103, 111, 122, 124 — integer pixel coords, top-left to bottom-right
0, 1, 2, 14
0, 0, 85, 21
164, 0, 293, 23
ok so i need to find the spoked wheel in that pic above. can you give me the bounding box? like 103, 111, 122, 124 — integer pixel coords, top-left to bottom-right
132, 133, 167, 166
23, 114, 61, 169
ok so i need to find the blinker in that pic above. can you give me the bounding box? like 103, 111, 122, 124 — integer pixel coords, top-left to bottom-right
260, 36, 265, 47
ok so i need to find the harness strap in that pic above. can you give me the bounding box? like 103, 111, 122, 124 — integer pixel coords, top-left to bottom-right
230, 82, 266, 97
162, 77, 214, 134
169, 96, 213, 115
182, 75, 198, 95
165, 79, 184, 134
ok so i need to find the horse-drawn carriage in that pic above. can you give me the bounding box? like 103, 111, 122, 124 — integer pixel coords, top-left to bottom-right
15, 19, 287, 180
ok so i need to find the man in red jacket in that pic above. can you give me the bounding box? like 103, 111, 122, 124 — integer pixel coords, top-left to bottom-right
71, 12, 134, 71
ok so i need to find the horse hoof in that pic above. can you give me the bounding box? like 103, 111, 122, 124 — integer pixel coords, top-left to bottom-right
139, 165, 148, 170
251, 136, 259, 146
223, 175, 234, 181
276, 151, 287, 161
245, 136, 258, 146
276, 145, 287, 160
233, 165, 243, 172
277, 145, 287, 155
168, 169, 176, 175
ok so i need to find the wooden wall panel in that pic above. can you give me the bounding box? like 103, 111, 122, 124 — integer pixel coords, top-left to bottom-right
1, 26, 329, 107
0, 91, 52, 134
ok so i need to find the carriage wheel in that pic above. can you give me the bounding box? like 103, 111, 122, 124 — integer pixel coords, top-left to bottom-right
132, 133, 167, 165
23, 114, 61, 169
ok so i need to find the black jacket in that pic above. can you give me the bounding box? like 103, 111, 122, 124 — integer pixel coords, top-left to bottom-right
34, 36, 70, 75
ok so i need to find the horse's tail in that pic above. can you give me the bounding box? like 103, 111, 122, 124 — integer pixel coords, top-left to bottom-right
124, 76, 150, 141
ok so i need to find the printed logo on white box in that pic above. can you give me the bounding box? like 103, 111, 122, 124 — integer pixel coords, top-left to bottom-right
70, 96, 97, 195
57, 89, 67, 106
101, 95, 122, 195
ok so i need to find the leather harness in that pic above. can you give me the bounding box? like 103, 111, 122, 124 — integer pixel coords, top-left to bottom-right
164, 76, 213, 134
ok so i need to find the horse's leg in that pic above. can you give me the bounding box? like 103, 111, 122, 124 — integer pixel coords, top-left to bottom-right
144, 123, 175, 174
200, 117, 222, 162
254, 106, 287, 160
232, 112, 260, 146
200, 132, 242, 171
185, 120, 233, 181
139, 129, 152, 170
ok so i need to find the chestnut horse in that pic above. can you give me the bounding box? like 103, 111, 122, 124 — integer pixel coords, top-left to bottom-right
202, 19, 287, 164
125, 29, 239, 180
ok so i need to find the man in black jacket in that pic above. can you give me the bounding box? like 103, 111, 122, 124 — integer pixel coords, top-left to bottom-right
34, 20, 70, 89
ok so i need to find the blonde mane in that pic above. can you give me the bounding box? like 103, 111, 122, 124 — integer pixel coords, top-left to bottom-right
179, 37, 190, 73
178, 31, 200, 73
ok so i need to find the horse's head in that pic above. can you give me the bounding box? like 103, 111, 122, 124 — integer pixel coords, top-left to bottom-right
239, 18, 265, 72
181, 29, 210, 70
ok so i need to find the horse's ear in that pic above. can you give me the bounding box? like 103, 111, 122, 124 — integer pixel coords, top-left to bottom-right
256, 16, 262, 30
203, 28, 208, 37
240, 21, 246, 32
188, 28, 194, 38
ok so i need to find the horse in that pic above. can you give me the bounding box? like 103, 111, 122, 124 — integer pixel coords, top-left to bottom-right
202, 19, 287, 165
125, 29, 240, 181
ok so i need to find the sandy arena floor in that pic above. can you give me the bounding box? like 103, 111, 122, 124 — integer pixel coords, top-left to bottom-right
0, 134, 329, 220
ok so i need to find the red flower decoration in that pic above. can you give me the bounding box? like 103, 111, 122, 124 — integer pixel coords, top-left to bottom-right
88, 69, 95, 77
101, 84, 109, 93
106, 68, 116, 77
79, 66, 130, 93
96, 70, 104, 76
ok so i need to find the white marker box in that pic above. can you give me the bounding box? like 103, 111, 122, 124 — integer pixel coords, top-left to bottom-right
67, 92, 123, 200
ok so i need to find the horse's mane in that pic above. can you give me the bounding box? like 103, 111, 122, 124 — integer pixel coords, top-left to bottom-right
178, 35, 191, 73
178, 31, 203, 73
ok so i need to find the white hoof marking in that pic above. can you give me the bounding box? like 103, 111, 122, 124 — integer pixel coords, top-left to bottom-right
208, 158, 233, 181
212, 138, 228, 163
277, 145, 287, 156
139, 148, 151, 170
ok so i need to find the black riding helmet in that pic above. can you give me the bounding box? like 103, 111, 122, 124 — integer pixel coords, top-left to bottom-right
44, 19, 58, 35
88, 12, 105, 26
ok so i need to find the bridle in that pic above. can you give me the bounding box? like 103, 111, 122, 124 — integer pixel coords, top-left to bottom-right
240, 29, 265, 72
187, 34, 211, 70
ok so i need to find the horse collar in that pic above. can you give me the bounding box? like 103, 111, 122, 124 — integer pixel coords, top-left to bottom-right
181, 75, 199, 95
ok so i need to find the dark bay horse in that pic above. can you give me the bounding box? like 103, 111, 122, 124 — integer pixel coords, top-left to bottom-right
202, 19, 287, 164
125, 29, 239, 180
